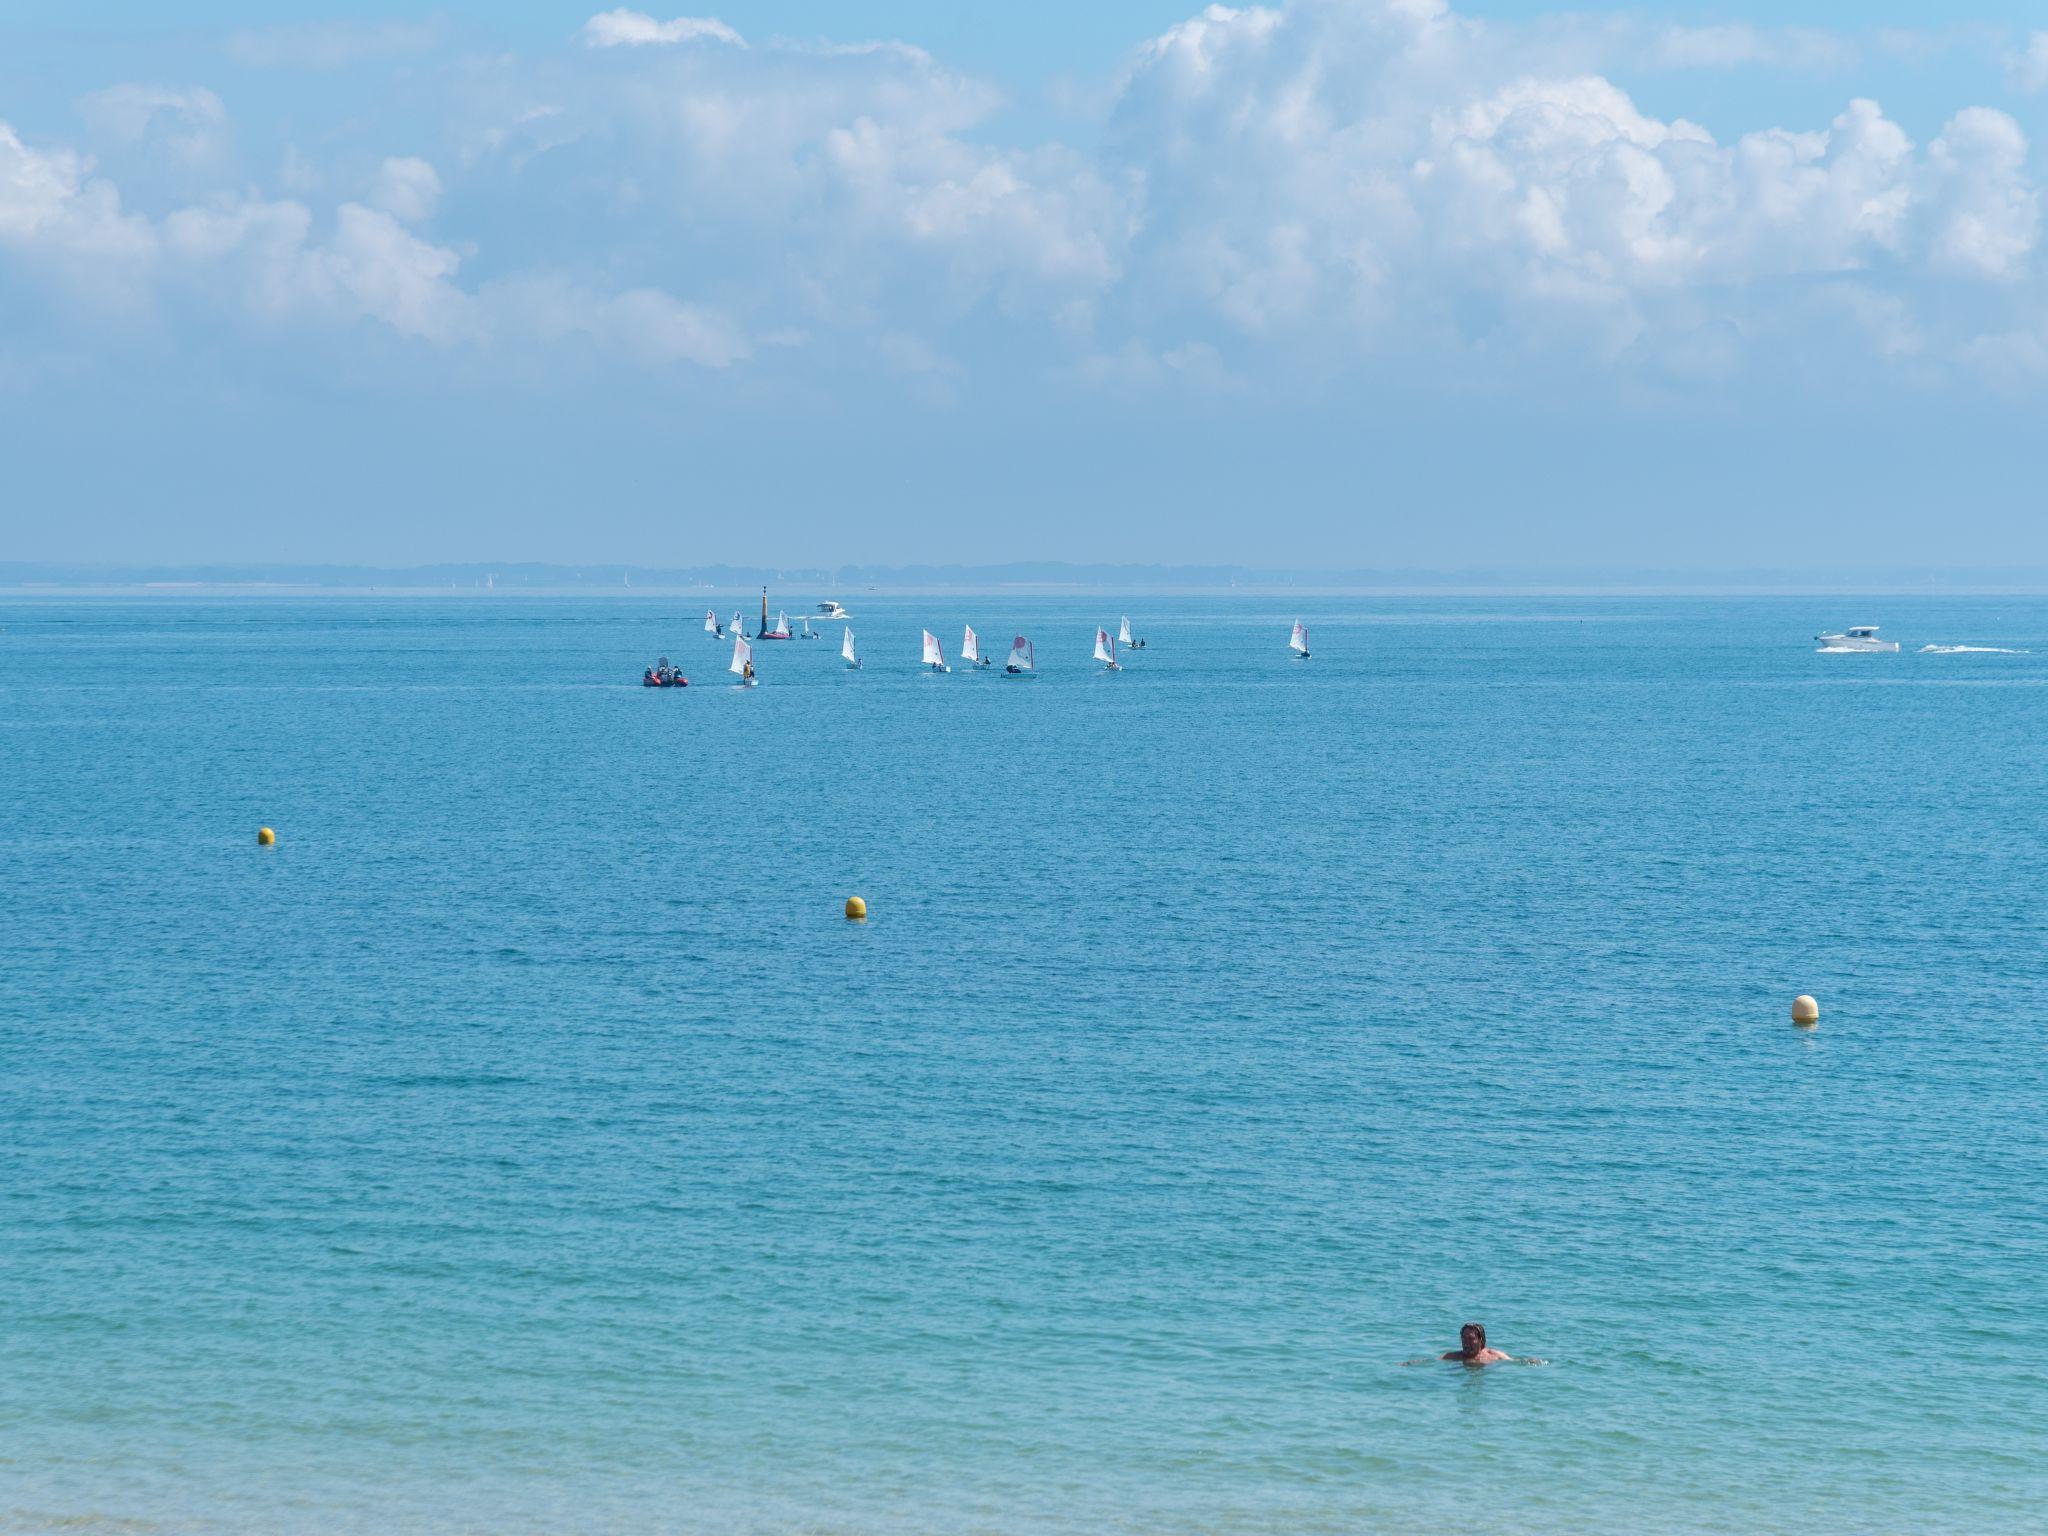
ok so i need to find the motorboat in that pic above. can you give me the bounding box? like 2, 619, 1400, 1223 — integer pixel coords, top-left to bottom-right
817, 601, 852, 620
1815, 626, 1899, 653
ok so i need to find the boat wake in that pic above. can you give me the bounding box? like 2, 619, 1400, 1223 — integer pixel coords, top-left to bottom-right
1918, 644, 2030, 654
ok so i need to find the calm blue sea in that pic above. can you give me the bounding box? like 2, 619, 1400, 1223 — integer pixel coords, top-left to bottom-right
2, 593, 2044, 1536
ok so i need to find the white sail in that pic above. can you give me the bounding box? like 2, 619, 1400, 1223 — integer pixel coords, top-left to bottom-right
922, 629, 947, 669
1095, 627, 1114, 664
1006, 635, 1033, 671
732, 609, 744, 635
730, 635, 752, 676
1290, 620, 1309, 655
962, 625, 981, 664
842, 627, 858, 665
1119, 615, 1133, 646
704, 608, 719, 635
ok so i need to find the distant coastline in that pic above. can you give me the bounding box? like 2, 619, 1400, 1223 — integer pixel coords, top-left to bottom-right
5, 561, 2046, 596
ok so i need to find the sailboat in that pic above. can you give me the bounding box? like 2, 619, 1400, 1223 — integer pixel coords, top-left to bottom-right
962, 625, 991, 668
1095, 626, 1121, 672
1118, 615, 1145, 650
1290, 621, 1310, 659
842, 627, 861, 669
922, 629, 951, 674
730, 634, 755, 686
1004, 636, 1034, 675
731, 608, 745, 639
800, 617, 817, 640
705, 608, 722, 638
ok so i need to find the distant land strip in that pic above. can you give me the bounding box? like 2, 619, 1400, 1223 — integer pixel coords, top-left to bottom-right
4, 562, 2045, 593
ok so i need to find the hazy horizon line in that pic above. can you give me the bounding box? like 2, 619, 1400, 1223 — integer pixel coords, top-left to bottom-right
6, 560, 2047, 597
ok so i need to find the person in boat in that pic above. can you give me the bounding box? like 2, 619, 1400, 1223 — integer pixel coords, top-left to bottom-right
1442, 1323, 1511, 1365
643, 666, 660, 686
743, 659, 755, 684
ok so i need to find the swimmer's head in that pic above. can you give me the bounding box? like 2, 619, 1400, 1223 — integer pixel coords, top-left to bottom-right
1459, 1323, 1486, 1356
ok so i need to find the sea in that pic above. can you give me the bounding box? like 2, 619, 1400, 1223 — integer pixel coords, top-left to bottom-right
2, 592, 2043, 1536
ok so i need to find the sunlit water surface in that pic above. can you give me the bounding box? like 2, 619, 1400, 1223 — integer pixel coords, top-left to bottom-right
2, 593, 2044, 1535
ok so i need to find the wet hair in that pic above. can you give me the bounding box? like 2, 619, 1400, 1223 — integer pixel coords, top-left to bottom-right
1461, 1323, 1486, 1347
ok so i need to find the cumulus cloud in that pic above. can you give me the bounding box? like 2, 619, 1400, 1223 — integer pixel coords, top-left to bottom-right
368, 156, 442, 224
4, 0, 2046, 385
581, 10, 746, 49
1926, 109, 2037, 279
2010, 32, 2048, 94
0, 120, 155, 261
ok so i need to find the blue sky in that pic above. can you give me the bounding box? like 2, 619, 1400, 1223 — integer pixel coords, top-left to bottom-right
6, 0, 2048, 573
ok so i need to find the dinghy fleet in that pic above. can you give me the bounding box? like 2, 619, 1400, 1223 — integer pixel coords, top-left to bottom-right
643, 590, 1313, 687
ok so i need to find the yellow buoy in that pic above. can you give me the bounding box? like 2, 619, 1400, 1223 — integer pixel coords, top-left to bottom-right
1791, 994, 1819, 1027
257, 827, 276, 847
844, 896, 867, 921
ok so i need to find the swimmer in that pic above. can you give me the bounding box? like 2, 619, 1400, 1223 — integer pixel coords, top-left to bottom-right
1442, 1322, 1511, 1365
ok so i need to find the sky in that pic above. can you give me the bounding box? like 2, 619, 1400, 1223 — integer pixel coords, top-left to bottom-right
5, 0, 2048, 574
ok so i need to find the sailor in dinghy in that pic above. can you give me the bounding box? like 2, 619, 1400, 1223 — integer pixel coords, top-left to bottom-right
1004, 636, 1034, 675
1095, 627, 1121, 672
962, 625, 992, 669
842, 627, 861, 669
731, 634, 756, 687
1119, 615, 1145, 650
1290, 621, 1310, 659
922, 629, 951, 674
705, 608, 723, 639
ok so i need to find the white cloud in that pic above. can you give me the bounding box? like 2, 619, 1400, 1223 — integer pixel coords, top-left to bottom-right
581, 10, 746, 49
225, 19, 446, 70
6, 0, 2047, 387
0, 120, 155, 262
1926, 108, 2037, 279
76, 85, 226, 150
489, 275, 748, 366
2009, 32, 2048, 94
369, 156, 442, 224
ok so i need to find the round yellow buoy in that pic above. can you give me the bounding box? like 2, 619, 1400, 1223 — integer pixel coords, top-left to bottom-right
844, 896, 867, 921
1791, 994, 1819, 1027
257, 827, 276, 847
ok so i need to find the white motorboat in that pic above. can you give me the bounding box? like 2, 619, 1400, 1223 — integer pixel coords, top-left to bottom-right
817, 601, 851, 620
1815, 626, 1899, 653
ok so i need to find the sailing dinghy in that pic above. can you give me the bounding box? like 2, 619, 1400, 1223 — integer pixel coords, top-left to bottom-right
1004, 636, 1034, 675
962, 625, 991, 668
705, 608, 721, 638
1095, 627, 1121, 672
1290, 621, 1310, 659
730, 634, 756, 686
922, 630, 951, 674
842, 627, 861, 669
1119, 615, 1145, 650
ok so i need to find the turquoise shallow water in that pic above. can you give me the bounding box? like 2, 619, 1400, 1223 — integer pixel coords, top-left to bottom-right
1, 593, 2044, 1535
